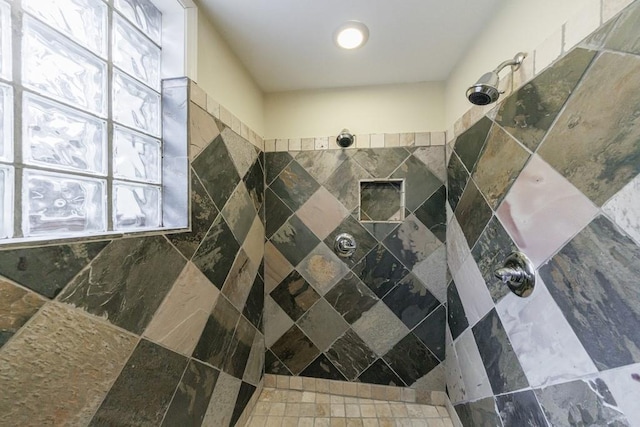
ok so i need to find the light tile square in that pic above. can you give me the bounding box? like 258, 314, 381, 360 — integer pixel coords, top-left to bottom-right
451, 257, 493, 327
385, 133, 400, 147
276, 139, 288, 152
370, 134, 385, 148
297, 187, 350, 240
603, 172, 640, 246
497, 154, 598, 266
302, 138, 315, 151
352, 302, 410, 357
356, 134, 371, 148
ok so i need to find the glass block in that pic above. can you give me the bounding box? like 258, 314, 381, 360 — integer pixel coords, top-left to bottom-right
114, 0, 162, 45
113, 15, 160, 90
113, 125, 160, 183
22, 17, 107, 116
0, 165, 13, 238
23, 93, 107, 175
0, 83, 12, 162
23, 169, 106, 236
113, 70, 160, 136
113, 181, 161, 230
23, 0, 107, 57
0, 1, 11, 80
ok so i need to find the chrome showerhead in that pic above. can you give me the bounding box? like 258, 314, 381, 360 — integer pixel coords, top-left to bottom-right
466, 52, 526, 106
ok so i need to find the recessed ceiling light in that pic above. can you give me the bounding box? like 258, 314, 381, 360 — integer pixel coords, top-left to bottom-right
334, 21, 369, 50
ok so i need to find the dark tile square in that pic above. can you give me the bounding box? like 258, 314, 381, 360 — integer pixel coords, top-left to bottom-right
357, 358, 406, 387
352, 147, 410, 178
471, 216, 519, 302
414, 185, 446, 243
265, 152, 293, 185
453, 116, 492, 173
242, 274, 264, 330
382, 215, 442, 270
161, 360, 219, 427
192, 214, 241, 289
495, 48, 595, 152
535, 378, 629, 426
59, 236, 186, 334
447, 280, 469, 341
382, 333, 439, 386
353, 244, 409, 298
300, 354, 347, 381
362, 222, 399, 242
270, 270, 320, 321
168, 170, 219, 260
382, 273, 439, 329
265, 188, 293, 239
391, 155, 442, 211
270, 325, 321, 375
230, 382, 257, 427
90, 339, 188, 426
243, 158, 265, 213
221, 182, 256, 243
447, 152, 470, 212
295, 149, 351, 184
454, 180, 493, 249
224, 316, 256, 379
472, 125, 530, 210
538, 51, 640, 206
265, 349, 292, 375
0, 241, 108, 298
324, 158, 373, 211
413, 305, 446, 361
192, 297, 241, 370
326, 329, 377, 380
270, 215, 320, 267
192, 135, 241, 209
454, 397, 503, 427
270, 161, 320, 212
324, 215, 378, 267
472, 309, 529, 394
324, 273, 379, 324
496, 390, 548, 427
360, 181, 403, 221
540, 216, 640, 370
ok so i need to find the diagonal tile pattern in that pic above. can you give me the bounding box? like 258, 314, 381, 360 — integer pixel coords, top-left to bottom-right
448, 11, 640, 424
0, 87, 266, 427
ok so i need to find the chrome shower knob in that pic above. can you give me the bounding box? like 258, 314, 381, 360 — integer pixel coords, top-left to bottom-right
334, 233, 357, 258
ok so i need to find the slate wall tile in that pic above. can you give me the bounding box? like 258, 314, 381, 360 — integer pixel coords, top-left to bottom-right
90, 339, 188, 426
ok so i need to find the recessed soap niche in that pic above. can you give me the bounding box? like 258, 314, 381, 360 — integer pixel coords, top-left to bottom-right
359, 179, 405, 222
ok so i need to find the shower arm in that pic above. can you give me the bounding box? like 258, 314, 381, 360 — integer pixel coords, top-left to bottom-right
492, 52, 527, 75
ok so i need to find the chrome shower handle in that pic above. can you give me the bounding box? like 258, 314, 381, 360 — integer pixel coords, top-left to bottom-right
334, 233, 357, 258
494, 251, 535, 298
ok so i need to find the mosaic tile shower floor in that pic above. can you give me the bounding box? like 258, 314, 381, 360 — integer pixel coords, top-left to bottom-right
244, 388, 453, 427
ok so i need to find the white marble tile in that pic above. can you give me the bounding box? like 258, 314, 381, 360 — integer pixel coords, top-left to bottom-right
496, 279, 598, 388
356, 134, 371, 148
451, 257, 493, 327
315, 137, 329, 150
497, 154, 598, 266
600, 363, 640, 426
603, 173, 640, 246
454, 329, 493, 401
288, 138, 301, 151
446, 217, 470, 276
264, 139, 276, 152
275, 139, 288, 152
430, 132, 446, 146
445, 328, 466, 404
384, 133, 400, 147
413, 245, 447, 303
301, 138, 315, 151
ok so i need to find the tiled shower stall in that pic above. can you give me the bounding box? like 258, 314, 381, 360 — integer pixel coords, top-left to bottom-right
0, 1, 639, 426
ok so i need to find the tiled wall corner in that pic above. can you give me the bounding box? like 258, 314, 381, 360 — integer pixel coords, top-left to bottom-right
0, 78, 266, 427
446, 4, 640, 424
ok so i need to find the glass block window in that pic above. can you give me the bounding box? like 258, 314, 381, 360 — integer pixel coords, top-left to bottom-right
0, 0, 170, 242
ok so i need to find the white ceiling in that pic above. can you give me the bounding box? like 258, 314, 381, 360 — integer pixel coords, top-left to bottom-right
198, 0, 504, 93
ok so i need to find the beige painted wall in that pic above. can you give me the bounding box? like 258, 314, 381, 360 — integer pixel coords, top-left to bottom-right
263, 82, 444, 139
445, 0, 589, 128
195, 5, 265, 135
